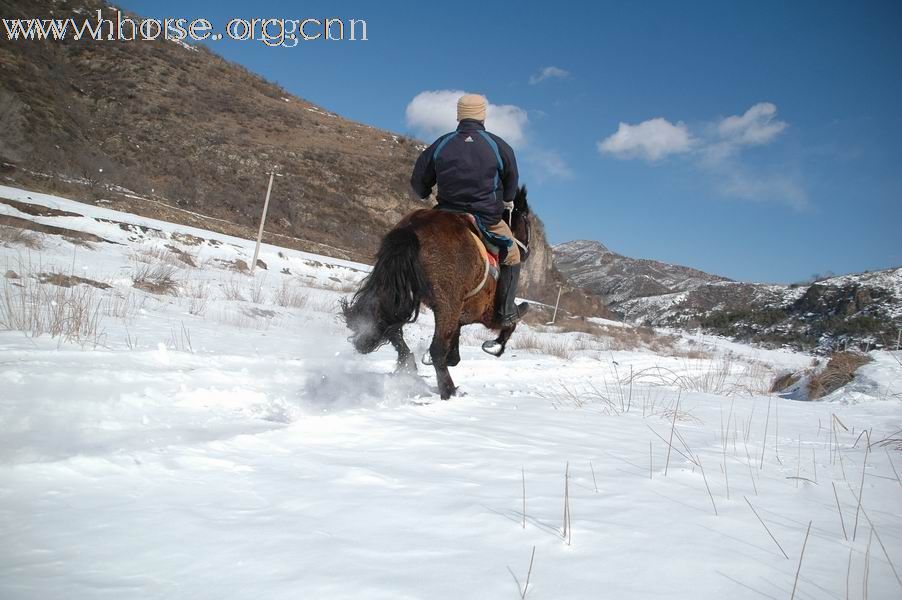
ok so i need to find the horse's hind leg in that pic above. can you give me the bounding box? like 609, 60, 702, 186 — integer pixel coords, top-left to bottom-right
446, 325, 462, 367
388, 327, 416, 374
430, 304, 462, 399
481, 324, 517, 357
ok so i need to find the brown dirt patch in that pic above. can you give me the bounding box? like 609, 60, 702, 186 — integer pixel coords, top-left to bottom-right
0, 197, 83, 218
37, 272, 112, 289
770, 372, 801, 394
0, 214, 117, 244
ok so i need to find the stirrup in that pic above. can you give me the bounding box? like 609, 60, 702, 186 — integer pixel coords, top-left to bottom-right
499, 302, 530, 328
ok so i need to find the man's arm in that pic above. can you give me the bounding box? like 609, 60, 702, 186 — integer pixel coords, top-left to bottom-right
410, 141, 439, 200
496, 138, 519, 202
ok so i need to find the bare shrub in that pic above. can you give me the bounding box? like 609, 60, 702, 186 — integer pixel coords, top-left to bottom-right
248, 277, 266, 304
807, 351, 871, 399
273, 281, 307, 308
182, 280, 210, 316
0, 225, 44, 249
132, 262, 179, 295
221, 278, 244, 301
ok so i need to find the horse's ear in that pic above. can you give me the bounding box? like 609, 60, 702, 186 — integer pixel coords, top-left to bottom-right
515, 185, 529, 213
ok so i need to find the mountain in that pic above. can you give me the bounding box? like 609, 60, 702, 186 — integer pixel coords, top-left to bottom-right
553, 240, 730, 304
553, 240, 901, 352
0, 0, 604, 313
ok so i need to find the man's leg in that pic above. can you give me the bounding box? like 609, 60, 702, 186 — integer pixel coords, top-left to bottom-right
486, 219, 527, 327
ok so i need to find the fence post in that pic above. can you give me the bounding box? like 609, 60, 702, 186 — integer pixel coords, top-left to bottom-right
251, 170, 276, 273
546, 285, 563, 325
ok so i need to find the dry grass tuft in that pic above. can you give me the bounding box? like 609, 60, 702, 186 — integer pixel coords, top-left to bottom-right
221, 278, 244, 301
132, 262, 179, 295
130, 246, 185, 268
512, 333, 592, 359
273, 281, 307, 309
1, 271, 104, 344
807, 351, 871, 399
182, 280, 210, 316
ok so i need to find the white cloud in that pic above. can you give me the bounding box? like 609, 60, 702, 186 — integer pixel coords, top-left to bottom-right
704, 102, 789, 164
597, 118, 694, 161
597, 103, 804, 208
529, 66, 570, 85
717, 102, 787, 146
405, 90, 528, 148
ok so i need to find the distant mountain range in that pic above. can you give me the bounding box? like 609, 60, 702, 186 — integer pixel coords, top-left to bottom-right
553, 240, 730, 304
554, 240, 901, 352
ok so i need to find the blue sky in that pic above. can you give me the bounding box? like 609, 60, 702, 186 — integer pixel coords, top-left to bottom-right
117, 0, 901, 283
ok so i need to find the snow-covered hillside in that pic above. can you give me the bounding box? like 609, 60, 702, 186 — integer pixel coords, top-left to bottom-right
553, 239, 731, 304
2, 185, 901, 599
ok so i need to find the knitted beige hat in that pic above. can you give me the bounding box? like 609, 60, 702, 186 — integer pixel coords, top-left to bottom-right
457, 94, 487, 122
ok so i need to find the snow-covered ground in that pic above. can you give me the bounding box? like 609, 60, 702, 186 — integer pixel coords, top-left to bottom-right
1, 185, 901, 599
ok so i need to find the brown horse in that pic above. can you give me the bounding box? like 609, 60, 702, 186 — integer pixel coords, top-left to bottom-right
342, 186, 532, 399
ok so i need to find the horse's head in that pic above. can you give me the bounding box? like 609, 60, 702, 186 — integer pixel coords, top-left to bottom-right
509, 185, 531, 262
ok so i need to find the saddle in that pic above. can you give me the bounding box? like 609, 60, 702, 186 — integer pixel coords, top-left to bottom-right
459, 213, 500, 299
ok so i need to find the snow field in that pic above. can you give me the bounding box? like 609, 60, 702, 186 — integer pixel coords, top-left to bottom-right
1, 185, 900, 599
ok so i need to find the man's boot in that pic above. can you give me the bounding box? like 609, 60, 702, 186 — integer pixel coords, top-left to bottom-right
497, 263, 528, 327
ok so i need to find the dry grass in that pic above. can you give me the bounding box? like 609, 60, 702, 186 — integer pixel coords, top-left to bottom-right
130, 245, 185, 268
807, 351, 872, 399
132, 262, 179, 295
104, 290, 145, 320
273, 281, 307, 309
1, 270, 104, 344
182, 280, 210, 316
512, 333, 593, 359
0, 225, 44, 249
248, 277, 266, 304
627, 354, 775, 397
770, 372, 801, 394
221, 278, 244, 301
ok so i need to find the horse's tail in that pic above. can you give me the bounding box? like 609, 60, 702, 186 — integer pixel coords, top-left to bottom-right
341, 225, 431, 354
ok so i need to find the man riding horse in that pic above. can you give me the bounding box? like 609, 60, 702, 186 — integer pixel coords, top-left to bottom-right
409, 93, 528, 327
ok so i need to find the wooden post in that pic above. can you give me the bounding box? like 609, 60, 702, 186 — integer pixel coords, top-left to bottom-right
546, 285, 563, 325
251, 170, 275, 273
896, 328, 901, 351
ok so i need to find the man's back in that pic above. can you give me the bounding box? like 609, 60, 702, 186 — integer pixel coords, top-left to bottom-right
412, 119, 516, 224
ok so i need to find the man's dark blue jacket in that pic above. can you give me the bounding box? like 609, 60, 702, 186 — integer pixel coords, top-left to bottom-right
410, 119, 519, 225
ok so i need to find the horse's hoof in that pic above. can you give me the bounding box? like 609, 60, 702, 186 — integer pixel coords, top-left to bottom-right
481, 339, 504, 357
394, 361, 417, 375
